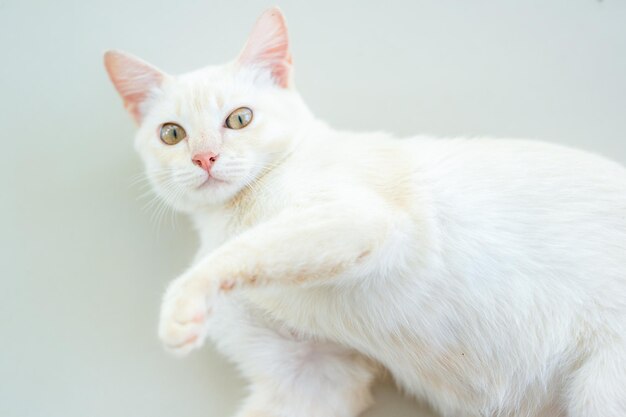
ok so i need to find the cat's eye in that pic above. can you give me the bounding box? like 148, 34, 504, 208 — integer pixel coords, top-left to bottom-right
160, 123, 187, 145
225, 107, 253, 129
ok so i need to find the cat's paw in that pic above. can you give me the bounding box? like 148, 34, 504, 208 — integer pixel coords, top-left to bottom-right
158, 272, 218, 356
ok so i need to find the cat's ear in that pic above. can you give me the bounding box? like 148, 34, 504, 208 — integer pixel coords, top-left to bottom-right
237, 7, 293, 89
104, 50, 166, 123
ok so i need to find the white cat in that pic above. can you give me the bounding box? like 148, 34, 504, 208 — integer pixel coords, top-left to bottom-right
104, 8, 626, 417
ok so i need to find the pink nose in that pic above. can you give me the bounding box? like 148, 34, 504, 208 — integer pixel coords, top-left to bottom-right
192, 152, 219, 173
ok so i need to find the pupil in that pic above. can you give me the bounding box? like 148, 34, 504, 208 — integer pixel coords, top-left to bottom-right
238, 114, 243, 125
172, 128, 177, 139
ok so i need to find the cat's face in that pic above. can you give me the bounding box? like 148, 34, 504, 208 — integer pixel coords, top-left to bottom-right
105, 8, 309, 210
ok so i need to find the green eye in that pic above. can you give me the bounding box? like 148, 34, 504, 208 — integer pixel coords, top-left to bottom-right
225, 107, 253, 129
160, 123, 186, 145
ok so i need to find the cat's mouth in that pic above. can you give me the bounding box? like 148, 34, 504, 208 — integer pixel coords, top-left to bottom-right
196, 174, 229, 189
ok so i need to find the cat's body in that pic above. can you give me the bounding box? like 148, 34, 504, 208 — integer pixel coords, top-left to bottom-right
104, 8, 626, 417
202, 128, 626, 417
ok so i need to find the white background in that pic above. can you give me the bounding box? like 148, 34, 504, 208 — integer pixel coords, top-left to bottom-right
2, 1, 625, 416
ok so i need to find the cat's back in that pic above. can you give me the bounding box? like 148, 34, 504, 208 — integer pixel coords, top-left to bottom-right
408, 137, 626, 234
411, 136, 626, 189
320, 131, 626, 219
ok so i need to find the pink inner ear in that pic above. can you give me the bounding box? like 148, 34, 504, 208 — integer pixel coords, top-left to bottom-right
104, 51, 164, 123
238, 8, 293, 88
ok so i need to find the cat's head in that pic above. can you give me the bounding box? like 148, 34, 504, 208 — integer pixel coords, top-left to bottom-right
104, 8, 311, 210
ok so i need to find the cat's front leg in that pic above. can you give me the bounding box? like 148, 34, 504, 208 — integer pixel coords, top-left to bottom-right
159, 198, 396, 355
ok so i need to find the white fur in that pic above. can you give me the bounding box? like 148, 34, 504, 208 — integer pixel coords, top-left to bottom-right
106, 9, 626, 417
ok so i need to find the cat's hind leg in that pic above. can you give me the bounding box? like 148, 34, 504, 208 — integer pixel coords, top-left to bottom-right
566, 341, 626, 417
233, 342, 377, 417
208, 296, 378, 417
